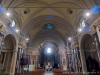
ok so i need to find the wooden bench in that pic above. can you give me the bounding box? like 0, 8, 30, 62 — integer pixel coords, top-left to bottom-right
54, 73, 86, 75
53, 69, 66, 74
16, 70, 45, 75
53, 69, 86, 75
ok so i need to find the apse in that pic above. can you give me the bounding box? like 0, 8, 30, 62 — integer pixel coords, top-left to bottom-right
38, 42, 60, 69
42, 42, 57, 56
47, 48, 51, 53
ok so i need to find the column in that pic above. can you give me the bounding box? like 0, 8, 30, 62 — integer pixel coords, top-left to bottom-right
90, 24, 100, 67
10, 50, 17, 75
35, 54, 39, 69
35, 55, 38, 69
15, 39, 26, 74
59, 52, 62, 69
66, 47, 71, 72
71, 39, 82, 73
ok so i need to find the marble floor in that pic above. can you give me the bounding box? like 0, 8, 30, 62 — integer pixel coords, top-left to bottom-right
44, 71, 54, 75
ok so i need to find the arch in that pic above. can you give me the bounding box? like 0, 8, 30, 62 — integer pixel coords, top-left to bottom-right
38, 41, 60, 69
3, 34, 16, 50
81, 34, 99, 73
81, 34, 93, 50
22, 15, 75, 37
30, 30, 67, 47
39, 41, 59, 53
0, 34, 16, 74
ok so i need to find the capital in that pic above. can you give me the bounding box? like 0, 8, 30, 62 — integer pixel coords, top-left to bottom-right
89, 25, 96, 35
18, 42, 26, 48
71, 41, 79, 49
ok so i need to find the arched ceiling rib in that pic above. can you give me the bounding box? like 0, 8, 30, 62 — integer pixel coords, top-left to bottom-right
1, 0, 99, 50
30, 30, 67, 46
22, 15, 75, 36
3, 0, 93, 31
28, 34, 65, 51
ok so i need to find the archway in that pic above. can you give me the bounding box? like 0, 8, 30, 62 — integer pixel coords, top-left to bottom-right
37, 41, 60, 70
0, 34, 16, 74
81, 34, 99, 73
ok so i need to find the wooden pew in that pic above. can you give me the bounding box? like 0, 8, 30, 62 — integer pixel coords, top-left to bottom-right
53, 69, 66, 74
16, 69, 45, 75
54, 72, 85, 75
53, 69, 85, 75
53, 69, 66, 73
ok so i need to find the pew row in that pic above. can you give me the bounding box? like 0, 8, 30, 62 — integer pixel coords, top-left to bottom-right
53, 69, 85, 75
16, 70, 45, 75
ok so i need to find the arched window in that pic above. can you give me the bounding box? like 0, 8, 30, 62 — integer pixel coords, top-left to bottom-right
80, 20, 85, 28
11, 20, 16, 28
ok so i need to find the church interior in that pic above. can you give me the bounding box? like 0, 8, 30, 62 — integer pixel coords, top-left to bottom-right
0, 0, 100, 75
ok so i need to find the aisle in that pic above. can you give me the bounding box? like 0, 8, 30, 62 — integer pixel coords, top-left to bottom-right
44, 71, 54, 75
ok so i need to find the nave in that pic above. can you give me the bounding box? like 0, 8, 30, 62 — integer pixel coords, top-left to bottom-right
0, 0, 100, 75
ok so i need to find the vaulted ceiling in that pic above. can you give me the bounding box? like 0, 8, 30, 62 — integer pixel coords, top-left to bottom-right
1, 0, 100, 49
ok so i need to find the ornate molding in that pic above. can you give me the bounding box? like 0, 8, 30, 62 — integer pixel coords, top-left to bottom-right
90, 18, 100, 35
71, 41, 79, 49
89, 25, 96, 35
18, 41, 26, 48
95, 19, 100, 28
0, 23, 6, 34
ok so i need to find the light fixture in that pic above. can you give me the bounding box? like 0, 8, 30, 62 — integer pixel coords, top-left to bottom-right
86, 12, 90, 17
26, 38, 29, 41
78, 28, 82, 32
6, 12, 10, 16
47, 48, 51, 53
16, 29, 19, 32
68, 37, 71, 41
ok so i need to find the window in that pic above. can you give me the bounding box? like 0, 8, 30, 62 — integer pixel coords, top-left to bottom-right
47, 48, 51, 53
43, 23, 55, 30
11, 20, 16, 28
80, 20, 85, 28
